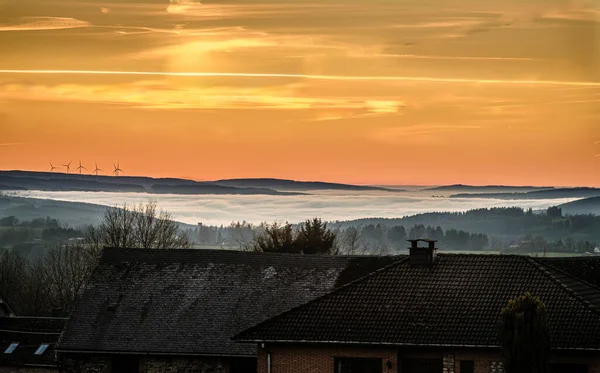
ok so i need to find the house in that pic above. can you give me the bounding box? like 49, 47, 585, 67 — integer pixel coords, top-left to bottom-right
56, 248, 401, 373
0, 316, 67, 372
234, 240, 600, 373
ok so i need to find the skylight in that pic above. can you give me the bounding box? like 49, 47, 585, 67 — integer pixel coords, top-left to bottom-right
34, 344, 49, 355
4, 343, 18, 354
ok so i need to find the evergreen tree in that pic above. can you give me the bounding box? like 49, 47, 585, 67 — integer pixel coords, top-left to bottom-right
499, 292, 550, 373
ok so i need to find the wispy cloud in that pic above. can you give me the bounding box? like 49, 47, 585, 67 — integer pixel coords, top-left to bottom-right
0, 17, 90, 31
0, 81, 404, 112
370, 125, 482, 144
0, 142, 34, 147
1, 70, 599, 87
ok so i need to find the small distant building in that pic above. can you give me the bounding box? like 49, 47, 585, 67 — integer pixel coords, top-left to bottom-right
0, 316, 67, 372
235, 240, 600, 373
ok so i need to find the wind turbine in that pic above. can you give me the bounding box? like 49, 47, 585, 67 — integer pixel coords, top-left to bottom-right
49, 162, 57, 172
63, 161, 72, 174
93, 163, 102, 176
113, 162, 123, 177
75, 160, 87, 175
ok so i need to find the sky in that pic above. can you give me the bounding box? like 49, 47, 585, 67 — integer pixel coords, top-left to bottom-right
0, 0, 599, 186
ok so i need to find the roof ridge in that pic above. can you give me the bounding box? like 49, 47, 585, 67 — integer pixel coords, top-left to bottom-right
232, 256, 409, 341
534, 258, 600, 293
101, 247, 401, 260
527, 257, 600, 316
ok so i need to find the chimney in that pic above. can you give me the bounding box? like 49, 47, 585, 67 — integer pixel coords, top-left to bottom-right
407, 239, 438, 267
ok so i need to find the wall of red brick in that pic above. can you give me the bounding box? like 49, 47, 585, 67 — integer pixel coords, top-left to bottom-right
589, 363, 600, 373
141, 356, 228, 373
453, 350, 503, 373
0, 367, 57, 373
258, 344, 600, 373
258, 344, 397, 373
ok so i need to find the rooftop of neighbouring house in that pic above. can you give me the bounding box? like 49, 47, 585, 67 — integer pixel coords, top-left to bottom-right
234, 253, 600, 351
0, 316, 67, 368
56, 248, 402, 356
538, 256, 600, 288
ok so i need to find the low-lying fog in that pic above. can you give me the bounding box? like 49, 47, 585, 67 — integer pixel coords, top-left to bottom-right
10, 190, 581, 226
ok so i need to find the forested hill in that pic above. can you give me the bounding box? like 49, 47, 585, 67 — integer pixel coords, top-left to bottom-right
450, 187, 600, 200
559, 197, 600, 216
332, 207, 600, 242
425, 184, 553, 193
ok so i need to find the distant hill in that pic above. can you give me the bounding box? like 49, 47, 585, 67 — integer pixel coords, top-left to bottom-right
450, 188, 600, 200
0, 195, 196, 228
559, 197, 600, 216
150, 184, 302, 196
0, 171, 390, 195
425, 184, 554, 193
0, 171, 298, 196
213, 178, 397, 191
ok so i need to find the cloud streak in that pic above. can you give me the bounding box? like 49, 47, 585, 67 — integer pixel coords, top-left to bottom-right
0, 142, 34, 147
0, 81, 404, 112
1, 70, 599, 86
0, 17, 90, 31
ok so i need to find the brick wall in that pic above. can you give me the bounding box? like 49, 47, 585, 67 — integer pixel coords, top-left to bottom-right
58, 354, 230, 373
258, 344, 397, 373
453, 350, 503, 373
59, 355, 110, 373
589, 363, 600, 373
0, 367, 56, 373
142, 356, 228, 373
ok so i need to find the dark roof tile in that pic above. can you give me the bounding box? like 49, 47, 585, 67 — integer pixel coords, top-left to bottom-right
235, 254, 600, 350
57, 248, 400, 356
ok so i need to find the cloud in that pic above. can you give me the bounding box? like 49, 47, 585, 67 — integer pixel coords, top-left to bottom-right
9, 190, 583, 226
0, 80, 404, 113
0, 17, 90, 31
1, 70, 599, 87
370, 125, 482, 145
0, 142, 34, 147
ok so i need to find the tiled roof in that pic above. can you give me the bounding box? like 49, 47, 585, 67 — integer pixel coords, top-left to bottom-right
57, 248, 400, 356
0, 316, 67, 367
538, 256, 600, 288
234, 254, 600, 350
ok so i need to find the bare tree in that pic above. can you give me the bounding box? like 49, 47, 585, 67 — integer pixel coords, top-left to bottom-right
21, 256, 52, 316
228, 221, 256, 251
43, 244, 95, 314
86, 202, 191, 250
339, 226, 366, 255
0, 249, 27, 312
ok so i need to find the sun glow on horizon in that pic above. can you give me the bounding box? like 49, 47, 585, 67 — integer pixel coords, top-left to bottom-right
0, 0, 598, 186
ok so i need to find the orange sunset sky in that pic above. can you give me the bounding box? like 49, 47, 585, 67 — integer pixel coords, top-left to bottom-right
0, 0, 599, 186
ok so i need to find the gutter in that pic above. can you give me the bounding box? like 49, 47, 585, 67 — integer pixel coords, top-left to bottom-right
55, 349, 255, 358
235, 339, 600, 352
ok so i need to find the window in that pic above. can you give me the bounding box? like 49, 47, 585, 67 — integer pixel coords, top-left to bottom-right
402, 358, 443, 373
460, 360, 474, 373
111, 356, 139, 373
335, 357, 383, 373
551, 363, 588, 373
4, 343, 18, 354
34, 344, 49, 355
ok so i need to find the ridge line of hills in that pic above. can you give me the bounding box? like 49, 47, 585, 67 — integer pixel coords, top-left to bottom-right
0, 171, 394, 195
